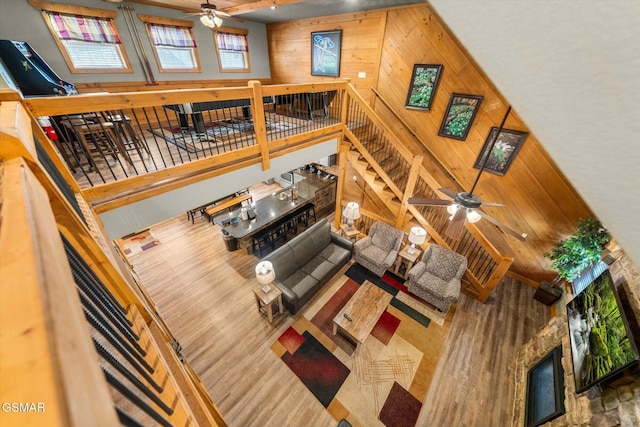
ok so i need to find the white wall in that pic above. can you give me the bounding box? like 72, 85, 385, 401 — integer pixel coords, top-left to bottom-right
99, 139, 338, 238
430, 0, 640, 266
0, 0, 270, 84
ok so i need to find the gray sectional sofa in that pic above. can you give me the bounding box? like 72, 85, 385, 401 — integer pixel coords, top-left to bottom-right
262, 218, 353, 314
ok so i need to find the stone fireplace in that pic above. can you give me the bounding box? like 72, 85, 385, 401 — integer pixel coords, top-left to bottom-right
512, 255, 640, 426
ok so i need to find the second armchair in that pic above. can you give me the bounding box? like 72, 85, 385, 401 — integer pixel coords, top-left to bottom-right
354, 221, 404, 277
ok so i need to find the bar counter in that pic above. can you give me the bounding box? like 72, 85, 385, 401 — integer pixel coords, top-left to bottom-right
218, 189, 310, 240
215, 169, 336, 253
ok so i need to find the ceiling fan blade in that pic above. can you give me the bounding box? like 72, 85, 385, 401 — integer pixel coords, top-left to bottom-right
408, 197, 451, 207
480, 202, 504, 207
445, 208, 467, 240
437, 188, 457, 200
476, 211, 527, 241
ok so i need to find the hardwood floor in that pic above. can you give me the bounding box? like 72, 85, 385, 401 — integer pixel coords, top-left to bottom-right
124, 184, 550, 427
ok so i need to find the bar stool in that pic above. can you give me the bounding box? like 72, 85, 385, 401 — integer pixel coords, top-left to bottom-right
104, 110, 150, 158
61, 118, 121, 171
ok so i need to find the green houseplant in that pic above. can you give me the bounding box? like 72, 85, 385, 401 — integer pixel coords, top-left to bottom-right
544, 218, 611, 283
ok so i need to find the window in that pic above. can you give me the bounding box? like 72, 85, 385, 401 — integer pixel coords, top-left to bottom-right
30, 0, 132, 73
138, 14, 201, 73
213, 27, 250, 72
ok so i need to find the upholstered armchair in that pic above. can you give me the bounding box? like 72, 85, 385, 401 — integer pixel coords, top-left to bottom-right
407, 245, 467, 312
354, 221, 404, 277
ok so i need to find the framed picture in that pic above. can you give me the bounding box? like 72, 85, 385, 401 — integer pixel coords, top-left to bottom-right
473, 127, 528, 175
405, 64, 443, 111
438, 93, 483, 140
311, 30, 342, 77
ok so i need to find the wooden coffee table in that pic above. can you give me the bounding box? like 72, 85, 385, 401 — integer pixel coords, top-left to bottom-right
333, 280, 393, 351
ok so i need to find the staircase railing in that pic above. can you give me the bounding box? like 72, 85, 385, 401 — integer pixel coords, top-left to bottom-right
343, 84, 513, 302
1, 101, 225, 426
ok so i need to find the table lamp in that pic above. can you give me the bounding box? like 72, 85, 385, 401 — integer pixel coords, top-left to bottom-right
255, 261, 275, 293
342, 202, 360, 230
408, 227, 427, 254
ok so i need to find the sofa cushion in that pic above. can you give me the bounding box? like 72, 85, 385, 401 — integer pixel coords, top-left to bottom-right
289, 236, 319, 267
308, 220, 331, 248
370, 222, 401, 252
424, 250, 460, 282
360, 244, 390, 265
267, 244, 298, 280
285, 271, 320, 299
302, 257, 337, 281
318, 244, 351, 265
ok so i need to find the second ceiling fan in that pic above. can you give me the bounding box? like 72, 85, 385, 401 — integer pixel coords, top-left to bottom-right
189, 1, 242, 28
408, 106, 527, 242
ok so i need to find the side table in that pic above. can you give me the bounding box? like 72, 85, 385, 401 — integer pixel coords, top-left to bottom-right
253, 283, 283, 323
394, 245, 421, 279
340, 224, 359, 242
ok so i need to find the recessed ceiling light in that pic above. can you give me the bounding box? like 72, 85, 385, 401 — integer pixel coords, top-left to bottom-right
270, 6, 277, 9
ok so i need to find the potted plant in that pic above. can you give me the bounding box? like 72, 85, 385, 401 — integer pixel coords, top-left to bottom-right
544, 218, 611, 283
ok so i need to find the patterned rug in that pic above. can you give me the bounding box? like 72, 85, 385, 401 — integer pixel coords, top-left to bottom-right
271, 266, 453, 426
148, 114, 306, 153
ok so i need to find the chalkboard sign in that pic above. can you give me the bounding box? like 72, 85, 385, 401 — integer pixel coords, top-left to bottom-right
311, 30, 342, 77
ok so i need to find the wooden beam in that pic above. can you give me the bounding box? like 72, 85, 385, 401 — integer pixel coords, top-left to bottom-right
249, 80, 270, 170
334, 143, 350, 230
396, 154, 423, 229
221, 0, 306, 16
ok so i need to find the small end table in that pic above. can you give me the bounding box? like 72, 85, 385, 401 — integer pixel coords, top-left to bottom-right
340, 224, 359, 242
253, 283, 283, 323
394, 245, 421, 279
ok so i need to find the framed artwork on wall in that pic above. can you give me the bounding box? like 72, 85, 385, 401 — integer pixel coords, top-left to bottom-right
438, 93, 483, 140
311, 30, 342, 77
473, 127, 528, 176
405, 64, 443, 111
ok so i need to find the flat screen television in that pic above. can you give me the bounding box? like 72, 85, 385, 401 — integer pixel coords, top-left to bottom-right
566, 269, 639, 393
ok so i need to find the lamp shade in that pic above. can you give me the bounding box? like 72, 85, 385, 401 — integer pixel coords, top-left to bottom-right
408, 227, 427, 245
342, 202, 360, 221
200, 15, 215, 28
255, 261, 275, 285
466, 209, 481, 224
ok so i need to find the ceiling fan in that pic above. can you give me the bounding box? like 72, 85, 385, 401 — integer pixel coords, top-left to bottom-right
408, 105, 527, 241
189, 1, 241, 28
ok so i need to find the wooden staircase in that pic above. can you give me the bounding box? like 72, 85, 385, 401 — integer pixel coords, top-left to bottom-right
347, 150, 403, 218
341, 84, 514, 303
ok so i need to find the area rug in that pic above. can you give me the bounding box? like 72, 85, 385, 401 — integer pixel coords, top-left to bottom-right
148, 114, 307, 153
148, 123, 245, 153
117, 229, 160, 255
271, 268, 453, 426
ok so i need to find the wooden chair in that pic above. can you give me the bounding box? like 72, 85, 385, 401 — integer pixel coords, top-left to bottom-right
61, 118, 121, 171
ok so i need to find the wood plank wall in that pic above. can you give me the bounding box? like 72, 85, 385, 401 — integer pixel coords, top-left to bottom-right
267, 4, 594, 284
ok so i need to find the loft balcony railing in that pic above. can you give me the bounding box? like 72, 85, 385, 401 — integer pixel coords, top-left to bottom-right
23, 82, 345, 190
